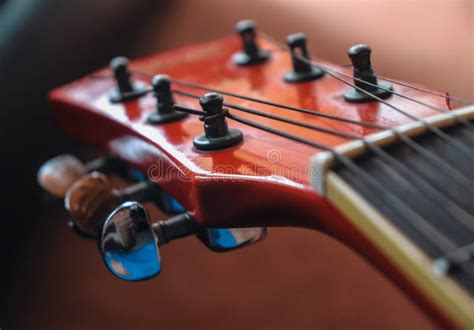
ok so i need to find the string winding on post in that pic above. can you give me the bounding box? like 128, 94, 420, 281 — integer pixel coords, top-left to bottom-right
343, 44, 393, 103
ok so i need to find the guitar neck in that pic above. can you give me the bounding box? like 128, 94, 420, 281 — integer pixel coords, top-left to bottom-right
315, 106, 474, 327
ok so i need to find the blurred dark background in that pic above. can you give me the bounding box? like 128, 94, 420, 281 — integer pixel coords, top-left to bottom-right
0, 0, 471, 328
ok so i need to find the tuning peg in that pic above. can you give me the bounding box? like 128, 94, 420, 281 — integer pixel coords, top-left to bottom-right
100, 202, 195, 280
64, 172, 161, 238
147, 74, 188, 124
232, 19, 270, 66
37, 155, 126, 198
99, 202, 267, 281
283, 33, 324, 83
109, 56, 147, 103
193, 92, 243, 151
343, 44, 393, 102
37, 154, 86, 197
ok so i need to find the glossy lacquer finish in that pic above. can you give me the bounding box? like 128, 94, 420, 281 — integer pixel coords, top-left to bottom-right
50, 36, 453, 324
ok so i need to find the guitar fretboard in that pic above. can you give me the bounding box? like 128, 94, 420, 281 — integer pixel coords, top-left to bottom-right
336, 122, 474, 294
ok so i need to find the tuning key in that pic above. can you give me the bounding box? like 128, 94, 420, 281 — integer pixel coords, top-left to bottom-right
99, 201, 267, 281
193, 92, 243, 151
147, 75, 188, 124
283, 33, 324, 83
37, 154, 126, 198
232, 19, 270, 66
64, 172, 161, 238
343, 44, 393, 103
109, 56, 148, 103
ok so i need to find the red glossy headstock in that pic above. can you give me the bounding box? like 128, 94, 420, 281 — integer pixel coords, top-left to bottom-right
49, 33, 449, 231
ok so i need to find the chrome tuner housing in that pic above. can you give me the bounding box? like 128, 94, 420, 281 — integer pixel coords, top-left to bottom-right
100, 201, 161, 281
99, 201, 268, 281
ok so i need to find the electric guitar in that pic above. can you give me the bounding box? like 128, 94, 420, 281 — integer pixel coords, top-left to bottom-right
37, 20, 474, 327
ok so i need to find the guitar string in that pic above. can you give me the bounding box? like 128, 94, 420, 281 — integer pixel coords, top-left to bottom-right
133, 71, 474, 140
333, 65, 474, 107
96, 70, 474, 136
131, 72, 386, 130
172, 89, 474, 232
174, 90, 361, 140
87, 76, 474, 270
356, 71, 474, 118
259, 32, 474, 155
260, 31, 474, 131
171, 78, 474, 188
336, 62, 474, 106
89, 74, 384, 129
324, 65, 474, 132
173, 75, 474, 267
330, 67, 474, 131
170, 79, 474, 195
172, 82, 472, 262
364, 74, 473, 106
173, 104, 474, 268
228, 112, 474, 273
90, 69, 474, 262
88, 74, 474, 198
174, 88, 474, 191
259, 32, 474, 154
172, 75, 474, 185
267, 54, 474, 131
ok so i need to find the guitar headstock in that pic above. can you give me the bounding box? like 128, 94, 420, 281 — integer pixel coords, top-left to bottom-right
48, 21, 449, 229
40, 20, 474, 326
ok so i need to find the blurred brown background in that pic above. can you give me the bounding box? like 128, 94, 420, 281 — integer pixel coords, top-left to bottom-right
0, 0, 472, 329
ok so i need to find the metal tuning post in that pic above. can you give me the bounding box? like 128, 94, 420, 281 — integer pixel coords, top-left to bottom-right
64, 172, 160, 238
147, 74, 188, 124
99, 202, 267, 281
37, 154, 126, 198
343, 44, 393, 103
193, 92, 243, 151
232, 19, 270, 66
283, 33, 324, 83
109, 56, 148, 103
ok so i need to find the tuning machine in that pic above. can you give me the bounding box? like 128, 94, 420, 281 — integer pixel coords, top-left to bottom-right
37, 154, 126, 198
232, 19, 270, 66
109, 56, 148, 103
283, 33, 324, 83
343, 44, 393, 102
147, 74, 188, 124
100, 202, 267, 281
192, 92, 243, 151
64, 172, 162, 238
